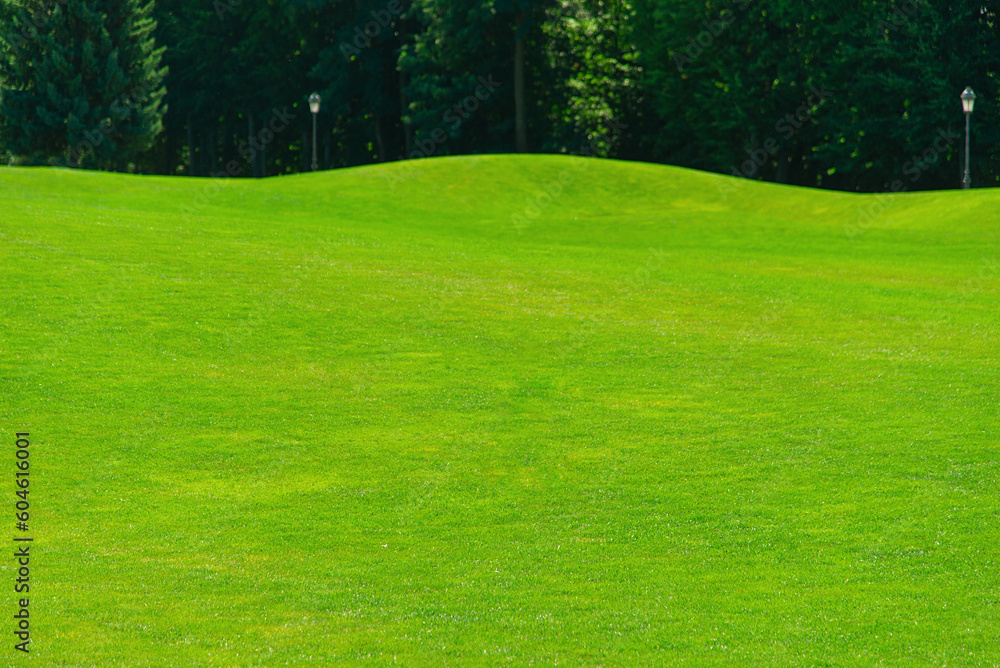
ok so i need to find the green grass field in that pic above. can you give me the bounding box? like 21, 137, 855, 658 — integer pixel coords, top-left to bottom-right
2, 154, 999, 665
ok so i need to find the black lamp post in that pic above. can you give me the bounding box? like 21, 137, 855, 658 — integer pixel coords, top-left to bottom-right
309, 93, 321, 171
961, 87, 976, 189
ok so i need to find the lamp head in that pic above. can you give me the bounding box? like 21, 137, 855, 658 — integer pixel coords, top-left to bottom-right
961, 87, 976, 114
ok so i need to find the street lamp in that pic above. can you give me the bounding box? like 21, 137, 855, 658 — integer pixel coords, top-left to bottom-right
961, 87, 976, 189
309, 92, 321, 171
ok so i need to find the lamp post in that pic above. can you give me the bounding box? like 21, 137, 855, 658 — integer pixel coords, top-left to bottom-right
961, 87, 976, 189
309, 92, 321, 171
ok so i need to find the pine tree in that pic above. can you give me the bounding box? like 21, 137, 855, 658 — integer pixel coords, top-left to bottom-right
402, 0, 555, 155
0, 0, 167, 168
153, 0, 327, 176
309, 0, 412, 167
632, 0, 1000, 191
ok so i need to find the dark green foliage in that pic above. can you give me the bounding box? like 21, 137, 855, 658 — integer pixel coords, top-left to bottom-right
400, 0, 556, 155
634, 0, 1000, 191
151, 0, 327, 176
3, 0, 997, 189
308, 0, 412, 166
0, 0, 166, 168
539, 0, 644, 156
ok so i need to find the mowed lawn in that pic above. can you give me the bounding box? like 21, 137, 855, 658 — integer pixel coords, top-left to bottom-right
1, 155, 999, 665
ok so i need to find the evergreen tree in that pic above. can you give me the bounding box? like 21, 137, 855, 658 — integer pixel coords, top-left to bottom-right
633, 0, 1000, 191
309, 0, 413, 167
0, 0, 167, 169
402, 0, 555, 155
153, 0, 328, 176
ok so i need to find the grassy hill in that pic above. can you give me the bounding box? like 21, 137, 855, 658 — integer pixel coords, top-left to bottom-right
2, 155, 999, 665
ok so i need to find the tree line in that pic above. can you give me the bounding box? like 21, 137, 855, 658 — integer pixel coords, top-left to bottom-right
0, 0, 997, 191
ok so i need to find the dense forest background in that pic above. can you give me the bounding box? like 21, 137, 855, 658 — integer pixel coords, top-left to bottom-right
1, 0, 998, 191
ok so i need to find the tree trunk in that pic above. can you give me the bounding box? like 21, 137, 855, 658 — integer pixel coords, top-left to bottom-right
776, 153, 789, 184
401, 77, 413, 157
301, 128, 309, 172
248, 112, 259, 178
398, 19, 413, 157
513, 11, 528, 153
164, 129, 174, 175
222, 116, 234, 175
374, 114, 385, 162
207, 128, 217, 175
261, 121, 268, 178
187, 114, 196, 176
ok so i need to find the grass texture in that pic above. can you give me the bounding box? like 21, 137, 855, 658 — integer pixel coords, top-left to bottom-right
1, 154, 999, 665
